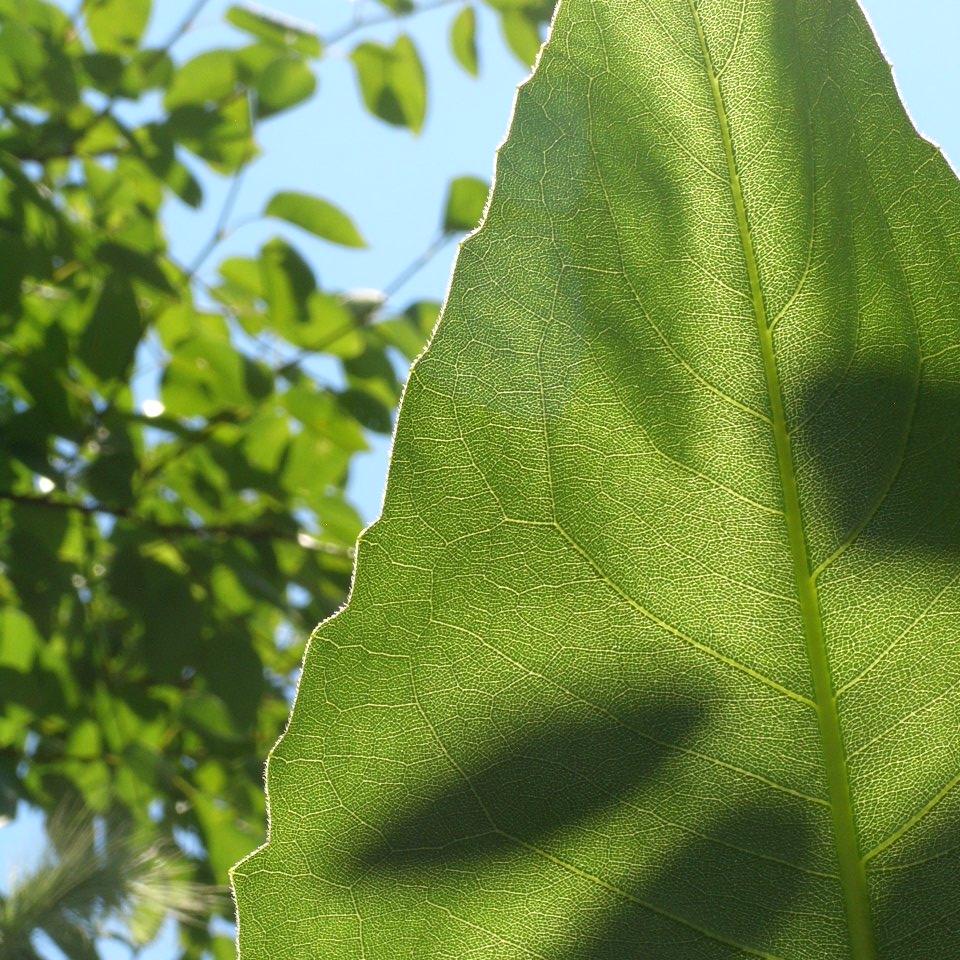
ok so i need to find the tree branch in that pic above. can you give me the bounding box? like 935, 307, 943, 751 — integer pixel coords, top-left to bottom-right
0, 491, 353, 557
323, 0, 463, 46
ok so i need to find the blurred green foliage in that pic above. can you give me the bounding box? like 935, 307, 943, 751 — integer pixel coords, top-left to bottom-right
0, 0, 550, 955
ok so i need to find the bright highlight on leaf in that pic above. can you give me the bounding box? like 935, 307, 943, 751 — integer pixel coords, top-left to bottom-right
234, 0, 960, 957
265, 191, 367, 248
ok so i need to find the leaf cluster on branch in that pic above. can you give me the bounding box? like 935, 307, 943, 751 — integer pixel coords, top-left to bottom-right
0, 0, 549, 955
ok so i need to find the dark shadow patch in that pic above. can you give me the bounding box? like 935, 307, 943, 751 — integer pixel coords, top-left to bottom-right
348, 692, 826, 957
796, 364, 960, 557
564, 801, 818, 959
354, 696, 704, 869
871, 815, 960, 959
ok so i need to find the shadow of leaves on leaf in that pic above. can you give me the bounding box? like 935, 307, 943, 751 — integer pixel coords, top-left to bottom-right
348, 693, 828, 957
798, 364, 960, 556
871, 816, 960, 958
355, 697, 704, 869
565, 801, 815, 960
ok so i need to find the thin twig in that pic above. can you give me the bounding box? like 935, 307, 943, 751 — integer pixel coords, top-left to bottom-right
158, 0, 217, 55
187, 88, 257, 278
187, 165, 249, 278
383, 230, 452, 297
273, 231, 454, 377
323, 0, 463, 46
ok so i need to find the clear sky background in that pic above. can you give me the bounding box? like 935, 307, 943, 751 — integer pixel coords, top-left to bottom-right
2, 1, 960, 957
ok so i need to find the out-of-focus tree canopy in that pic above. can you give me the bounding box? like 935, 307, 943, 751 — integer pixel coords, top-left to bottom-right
0, 0, 549, 955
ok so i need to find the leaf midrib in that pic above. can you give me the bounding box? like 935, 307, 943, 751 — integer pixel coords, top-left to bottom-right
685, 3, 878, 957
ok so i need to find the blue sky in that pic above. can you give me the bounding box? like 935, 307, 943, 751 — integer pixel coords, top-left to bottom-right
3, 1, 960, 957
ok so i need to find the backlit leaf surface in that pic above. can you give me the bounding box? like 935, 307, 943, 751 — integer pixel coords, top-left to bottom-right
351, 36, 427, 133
450, 6, 479, 77
266, 191, 366, 248
234, 1, 960, 957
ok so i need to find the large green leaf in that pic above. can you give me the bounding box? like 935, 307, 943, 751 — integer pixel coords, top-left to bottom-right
234, 1, 960, 958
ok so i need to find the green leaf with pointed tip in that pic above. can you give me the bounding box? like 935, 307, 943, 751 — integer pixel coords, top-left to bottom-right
450, 6, 479, 77
266, 191, 366, 248
374, 299, 440, 361
233, 1, 960, 959
351, 35, 426, 133
226, 5, 323, 58
442, 174, 489, 232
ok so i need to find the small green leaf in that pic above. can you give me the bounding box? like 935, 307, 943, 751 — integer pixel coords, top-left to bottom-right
281, 381, 366, 452
442, 175, 489, 232
215, 256, 266, 332
243, 407, 289, 473
97, 241, 176, 294
181, 691, 244, 744
161, 337, 249, 417
132, 123, 205, 207
80, 49, 172, 97
120, 48, 174, 96
304, 293, 366, 357
335, 387, 392, 434
450, 6, 479, 77
351, 35, 427, 134
226, 4, 323, 58
255, 56, 316, 118
499, 9, 542, 66
265, 191, 366, 248
259, 238, 315, 333
65, 720, 102, 759
84, 0, 150, 54
166, 96, 256, 173
375, 299, 440, 361
165, 50, 238, 110
0, 608, 39, 672
78, 276, 143, 381
194, 791, 262, 881
156, 304, 229, 350
219, 257, 264, 300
